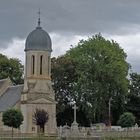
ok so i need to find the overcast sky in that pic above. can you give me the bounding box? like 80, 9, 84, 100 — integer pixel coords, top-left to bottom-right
0, 0, 140, 73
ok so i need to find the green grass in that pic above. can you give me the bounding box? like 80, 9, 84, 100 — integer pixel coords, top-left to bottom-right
101, 137, 140, 140
0, 137, 58, 140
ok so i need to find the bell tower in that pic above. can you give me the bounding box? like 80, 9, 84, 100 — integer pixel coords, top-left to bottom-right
21, 14, 57, 135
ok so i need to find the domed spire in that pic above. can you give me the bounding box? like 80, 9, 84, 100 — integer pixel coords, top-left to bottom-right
25, 10, 52, 52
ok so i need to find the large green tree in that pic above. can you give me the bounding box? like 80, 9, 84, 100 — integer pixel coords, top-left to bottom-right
66, 34, 129, 124
0, 53, 24, 84
52, 34, 129, 125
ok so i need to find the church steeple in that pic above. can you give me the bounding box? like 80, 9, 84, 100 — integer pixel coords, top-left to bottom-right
21, 13, 57, 135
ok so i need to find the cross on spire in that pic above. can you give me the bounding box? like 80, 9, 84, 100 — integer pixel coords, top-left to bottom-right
37, 9, 41, 27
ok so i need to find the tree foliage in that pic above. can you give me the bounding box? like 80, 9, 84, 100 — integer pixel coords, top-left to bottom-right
33, 108, 49, 133
52, 34, 129, 125
51, 56, 77, 113
56, 107, 90, 126
117, 112, 135, 128
129, 73, 140, 96
2, 108, 23, 137
0, 53, 24, 85
126, 73, 140, 125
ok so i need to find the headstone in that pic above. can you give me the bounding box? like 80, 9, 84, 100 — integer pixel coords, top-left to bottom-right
63, 123, 70, 137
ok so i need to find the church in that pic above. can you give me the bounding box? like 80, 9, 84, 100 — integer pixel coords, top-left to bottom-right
0, 16, 57, 135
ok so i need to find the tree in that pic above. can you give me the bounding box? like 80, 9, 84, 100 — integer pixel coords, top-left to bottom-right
2, 109, 23, 137
33, 109, 49, 133
51, 57, 87, 126
0, 53, 24, 84
51, 56, 77, 113
52, 34, 130, 125
117, 112, 135, 128
126, 73, 140, 125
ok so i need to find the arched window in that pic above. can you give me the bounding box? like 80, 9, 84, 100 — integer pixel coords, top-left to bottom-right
40, 55, 43, 75
31, 55, 35, 75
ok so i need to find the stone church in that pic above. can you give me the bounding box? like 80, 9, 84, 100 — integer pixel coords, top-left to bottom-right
0, 17, 57, 135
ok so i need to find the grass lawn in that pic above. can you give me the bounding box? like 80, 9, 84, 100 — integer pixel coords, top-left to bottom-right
101, 137, 140, 140
0, 137, 58, 140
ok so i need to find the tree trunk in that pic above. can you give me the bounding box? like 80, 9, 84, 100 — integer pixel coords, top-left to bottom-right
42, 125, 45, 133
40, 125, 44, 134
37, 125, 40, 133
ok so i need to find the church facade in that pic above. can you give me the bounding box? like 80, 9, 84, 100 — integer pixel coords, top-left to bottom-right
0, 18, 57, 135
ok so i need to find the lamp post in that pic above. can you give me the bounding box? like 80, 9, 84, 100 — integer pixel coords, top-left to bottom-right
108, 97, 112, 127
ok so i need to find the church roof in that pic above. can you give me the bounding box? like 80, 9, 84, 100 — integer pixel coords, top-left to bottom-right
0, 85, 23, 112
0, 79, 8, 89
25, 26, 52, 52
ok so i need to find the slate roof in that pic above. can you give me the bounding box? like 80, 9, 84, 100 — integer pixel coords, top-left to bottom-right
0, 79, 7, 89
0, 85, 23, 112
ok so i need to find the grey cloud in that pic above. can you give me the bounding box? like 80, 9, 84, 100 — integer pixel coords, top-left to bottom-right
1, 0, 140, 73
0, 0, 140, 42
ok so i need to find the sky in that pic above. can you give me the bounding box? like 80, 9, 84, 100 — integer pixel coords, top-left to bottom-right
0, 0, 140, 73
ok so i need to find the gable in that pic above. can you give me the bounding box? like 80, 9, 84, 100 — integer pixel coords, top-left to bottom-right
27, 97, 56, 104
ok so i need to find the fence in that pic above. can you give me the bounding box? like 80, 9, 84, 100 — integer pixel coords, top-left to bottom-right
57, 126, 140, 138
0, 128, 140, 139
